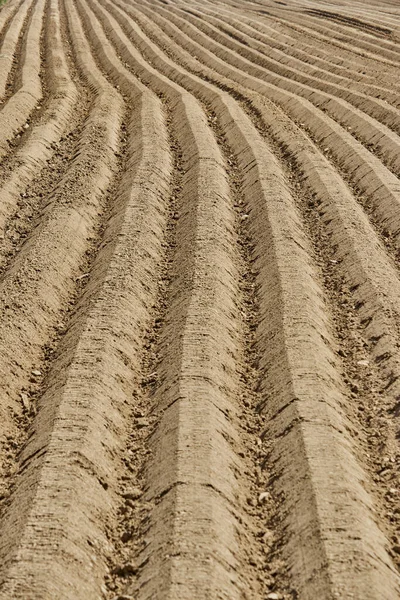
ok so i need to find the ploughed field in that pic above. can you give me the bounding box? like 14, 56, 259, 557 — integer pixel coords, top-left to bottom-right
0, 0, 399, 597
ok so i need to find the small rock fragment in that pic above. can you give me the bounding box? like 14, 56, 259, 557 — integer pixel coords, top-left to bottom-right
267, 593, 281, 600
20, 392, 30, 411
258, 492, 270, 504
31, 369, 41, 376
123, 488, 142, 501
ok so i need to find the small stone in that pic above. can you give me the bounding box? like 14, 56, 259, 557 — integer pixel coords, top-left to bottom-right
261, 529, 274, 545
24, 123, 29, 129
357, 360, 369, 366
20, 392, 30, 411
258, 492, 271, 504
123, 487, 142, 501
31, 369, 41, 376
267, 593, 281, 600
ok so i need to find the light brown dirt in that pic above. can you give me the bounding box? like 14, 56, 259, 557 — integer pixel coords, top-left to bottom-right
0, 0, 399, 598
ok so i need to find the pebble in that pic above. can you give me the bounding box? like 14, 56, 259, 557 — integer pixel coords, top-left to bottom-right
20, 392, 30, 411
357, 360, 369, 366
266, 593, 281, 600
123, 487, 142, 501
31, 369, 41, 376
258, 492, 270, 504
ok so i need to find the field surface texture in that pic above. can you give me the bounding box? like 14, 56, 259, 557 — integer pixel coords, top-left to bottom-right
0, 0, 400, 598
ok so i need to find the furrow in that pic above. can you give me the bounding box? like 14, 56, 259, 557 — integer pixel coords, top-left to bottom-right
141, 0, 400, 102
216, 0, 400, 88
189, 1, 400, 116
77, 1, 270, 599
303, 7, 393, 37
302, 7, 393, 38
0, 0, 44, 160
155, 4, 400, 171
0, 0, 123, 541
0, 0, 23, 37
298, 8, 400, 59
178, 2, 400, 107
214, 90, 400, 600
0, 43, 171, 600
246, 12, 400, 95
257, 8, 400, 68
68, 1, 400, 597
132, 1, 400, 566
0, 1, 399, 598
124, 3, 400, 243
191, 3, 400, 107
0, 0, 34, 98
124, 1, 400, 406
0, 0, 79, 269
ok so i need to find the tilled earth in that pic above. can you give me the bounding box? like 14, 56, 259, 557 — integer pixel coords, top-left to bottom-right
0, 0, 399, 598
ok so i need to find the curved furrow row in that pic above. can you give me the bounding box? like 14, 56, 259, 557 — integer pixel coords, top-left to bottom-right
0, 1, 171, 595
233, 0, 400, 61
253, 6, 400, 67
0, 0, 398, 598
0, 0, 44, 161
129, 2, 400, 355
235, 6, 400, 94
0, 0, 34, 99
103, 0, 400, 570
144, 0, 400, 178
127, 2, 400, 243
185, 0, 400, 114
301, 7, 394, 37
0, 0, 123, 552
297, 0, 399, 29
187, 2, 400, 107
0, 0, 79, 266
304, 7, 395, 34
0, 0, 23, 36
209, 0, 400, 78
67, 0, 400, 597
155, 3, 400, 172
298, 8, 400, 57
76, 1, 269, 598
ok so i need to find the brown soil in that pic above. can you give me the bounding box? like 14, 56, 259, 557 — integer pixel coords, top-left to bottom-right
0, 0, 399, 598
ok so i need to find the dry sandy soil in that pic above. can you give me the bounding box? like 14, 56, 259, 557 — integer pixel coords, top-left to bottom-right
0, 0, 399, 597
